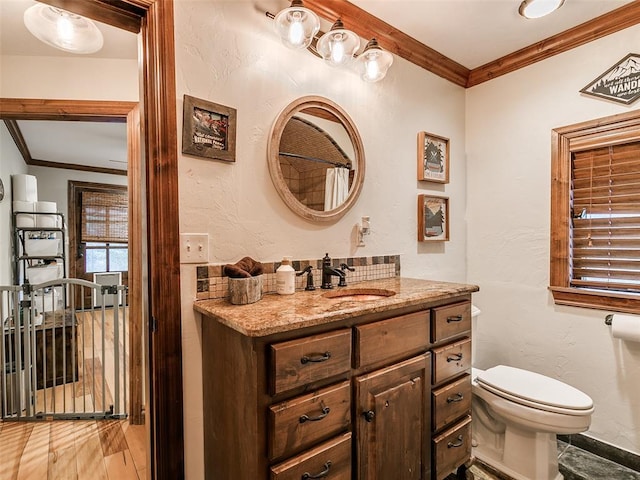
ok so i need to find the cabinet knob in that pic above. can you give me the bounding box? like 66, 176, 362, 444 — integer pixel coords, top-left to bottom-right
363, 410, 375, 422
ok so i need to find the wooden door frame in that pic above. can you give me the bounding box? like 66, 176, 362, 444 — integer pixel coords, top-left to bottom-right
16, 0, 183, 478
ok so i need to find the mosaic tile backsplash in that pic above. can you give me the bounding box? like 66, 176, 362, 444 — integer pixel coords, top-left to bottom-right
195, 255, 401, 300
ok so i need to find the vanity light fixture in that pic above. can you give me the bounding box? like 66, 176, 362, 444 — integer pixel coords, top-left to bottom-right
316, 19, 359, 67
267, 4, 393, 82
357, 39, 394, 83
23, 3, 104, 54
518, 0, 565, 19
273, 0, 320, 50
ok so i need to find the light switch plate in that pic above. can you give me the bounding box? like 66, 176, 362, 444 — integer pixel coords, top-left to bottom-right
180, 233, 209, 264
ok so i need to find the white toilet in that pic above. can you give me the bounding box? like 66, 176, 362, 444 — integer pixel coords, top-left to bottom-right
471, 307, 594, 480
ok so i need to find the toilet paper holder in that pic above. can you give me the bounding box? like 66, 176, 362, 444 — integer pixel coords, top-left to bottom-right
605, 314, 614, 325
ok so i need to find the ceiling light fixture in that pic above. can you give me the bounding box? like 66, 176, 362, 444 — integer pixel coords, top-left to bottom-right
23, 3, 104, 54
316, 19, 359, 67
273, 0, 320, 50
518, 0, 565, 19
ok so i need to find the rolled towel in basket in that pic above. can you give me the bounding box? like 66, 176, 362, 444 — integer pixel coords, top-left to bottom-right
223, 256, 264, 278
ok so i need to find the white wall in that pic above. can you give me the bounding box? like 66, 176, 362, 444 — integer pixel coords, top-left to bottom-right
175, 2, 467, 477
0, 125, 28, 285
466, 25, 640, 456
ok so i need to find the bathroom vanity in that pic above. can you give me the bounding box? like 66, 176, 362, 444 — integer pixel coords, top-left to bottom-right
195, 277, 478, 480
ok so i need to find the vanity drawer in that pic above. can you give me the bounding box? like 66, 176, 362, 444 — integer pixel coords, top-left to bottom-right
268, 381, 351, 460
432, 416, 472, 480
432, 374, 471, 432
355, 310, 430, 368
270, 432, 352, 480
270, 329, 352, 395
432, 337, 471, 385
431, 301, 471, 344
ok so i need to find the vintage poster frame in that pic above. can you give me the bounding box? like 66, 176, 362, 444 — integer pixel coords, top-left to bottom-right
182, 94, 237, 162
417, 131, 449, 183
418, 194, 450, 242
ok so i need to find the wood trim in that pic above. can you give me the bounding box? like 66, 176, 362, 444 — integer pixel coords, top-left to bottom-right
467, 2, 640, 87
127, 105, 145, 426
29, 159, 127, 176
303, 0, 470, 87
0, 99, 137, 120
136, 1, 184, 479
3, 119, 31, 163
550, 109, 640, 313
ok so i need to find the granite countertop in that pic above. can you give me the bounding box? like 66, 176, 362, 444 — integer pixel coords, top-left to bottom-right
194, 277, 479, 337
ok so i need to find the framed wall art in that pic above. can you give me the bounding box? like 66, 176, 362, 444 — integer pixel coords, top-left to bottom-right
418, 194, 449, 241
182, 94, 237, 162
417, 131, 449, 183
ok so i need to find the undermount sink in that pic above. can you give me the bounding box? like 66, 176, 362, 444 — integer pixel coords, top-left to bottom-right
322, 288, 396, 302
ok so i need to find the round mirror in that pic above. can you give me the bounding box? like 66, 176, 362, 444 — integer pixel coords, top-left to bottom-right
268, 96, 365, 222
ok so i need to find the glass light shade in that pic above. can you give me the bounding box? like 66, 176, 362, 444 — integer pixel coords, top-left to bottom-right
518, 0, 565, 19
357, 39, 393, 83
24, 4, 104, 54
273, 0, 320, 50
316, 20, 360, 67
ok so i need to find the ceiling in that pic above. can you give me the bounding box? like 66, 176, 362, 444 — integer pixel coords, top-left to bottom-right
1, 0, 636, 173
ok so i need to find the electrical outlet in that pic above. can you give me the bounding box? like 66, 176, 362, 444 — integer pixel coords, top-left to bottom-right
180, 233, 209, 264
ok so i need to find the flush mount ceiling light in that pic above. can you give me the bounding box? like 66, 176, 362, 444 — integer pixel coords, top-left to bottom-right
316, 19, 359, 67
357, 39, 394, 83
518, 0, 565, 19
24, 3, 104, 54
273, 0, 320, 50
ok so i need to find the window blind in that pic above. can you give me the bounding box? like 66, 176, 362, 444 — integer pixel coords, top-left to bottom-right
81, 190, 128, 243
571, 141, 640, 293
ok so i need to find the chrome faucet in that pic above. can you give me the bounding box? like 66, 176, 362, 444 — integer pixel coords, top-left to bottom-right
321, 253, 345, 289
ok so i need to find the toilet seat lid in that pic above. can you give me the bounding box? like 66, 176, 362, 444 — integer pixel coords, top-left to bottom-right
476, 365, 593, 412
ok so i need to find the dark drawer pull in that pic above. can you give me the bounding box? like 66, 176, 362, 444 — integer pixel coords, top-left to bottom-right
301, 352, 331, 364
301, 461, 331, 479
447, 435, 464, 448
446, 315, 463, 323
446, 353, 463, 362
363, 410, 375, 422
446, 393, 464, 403
299, 406, 331, 423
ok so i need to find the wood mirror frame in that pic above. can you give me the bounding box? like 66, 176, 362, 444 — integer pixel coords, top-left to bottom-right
268, 96, 365, 222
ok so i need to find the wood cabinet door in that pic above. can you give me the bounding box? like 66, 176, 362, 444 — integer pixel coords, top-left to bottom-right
355, 354, 431, 480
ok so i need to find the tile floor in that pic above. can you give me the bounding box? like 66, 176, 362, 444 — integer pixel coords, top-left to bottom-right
446, 440, 640, 480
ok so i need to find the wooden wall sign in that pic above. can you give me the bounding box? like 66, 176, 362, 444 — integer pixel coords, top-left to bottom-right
580, 53, 640, 105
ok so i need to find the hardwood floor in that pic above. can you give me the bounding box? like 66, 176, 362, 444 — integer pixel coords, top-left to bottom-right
0, 418, 146, 480
1, 308, 146, 479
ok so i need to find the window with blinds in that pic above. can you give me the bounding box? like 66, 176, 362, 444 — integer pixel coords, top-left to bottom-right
571, 142, 640, 293
550, 109, 640, 313
81, 190, 129, 243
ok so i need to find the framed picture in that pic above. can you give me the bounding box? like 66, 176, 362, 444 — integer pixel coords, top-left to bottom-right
182, 94, 237, 162
418, 194, 449, 241
417, 131, 449, 183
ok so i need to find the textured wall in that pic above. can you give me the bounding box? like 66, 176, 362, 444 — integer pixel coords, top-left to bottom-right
466, 25, 640, 456
175, 1, 467, 478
